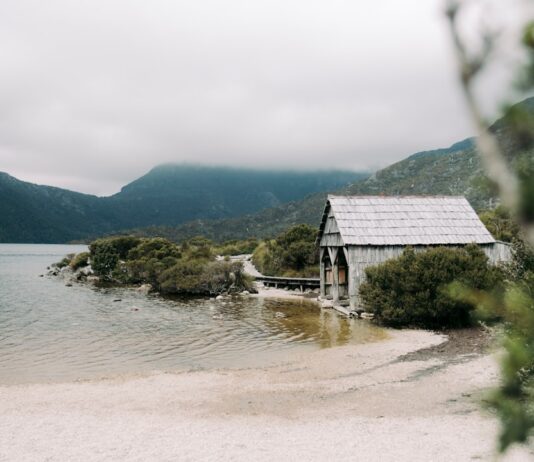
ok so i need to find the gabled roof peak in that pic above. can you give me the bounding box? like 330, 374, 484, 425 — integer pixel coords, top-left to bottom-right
318, 195, 495, 246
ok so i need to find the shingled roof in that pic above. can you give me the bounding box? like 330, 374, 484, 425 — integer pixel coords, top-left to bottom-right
318, 195, 495, 246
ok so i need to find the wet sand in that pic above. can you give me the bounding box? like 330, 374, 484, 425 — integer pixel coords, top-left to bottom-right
1, 328, 532, 461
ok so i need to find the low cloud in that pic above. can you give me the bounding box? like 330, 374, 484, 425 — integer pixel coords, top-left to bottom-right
0, 0, 528, 195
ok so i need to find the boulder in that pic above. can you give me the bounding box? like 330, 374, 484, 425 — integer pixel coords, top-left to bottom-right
136, 284, 153, 294
80, 265, 93, 276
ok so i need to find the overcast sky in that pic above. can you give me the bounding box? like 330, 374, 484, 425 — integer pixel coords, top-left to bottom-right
0, 0, 531, 196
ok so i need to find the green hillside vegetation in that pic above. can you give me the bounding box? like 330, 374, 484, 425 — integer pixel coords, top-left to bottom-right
86, 236, 255, 296
0, 166, 365, 243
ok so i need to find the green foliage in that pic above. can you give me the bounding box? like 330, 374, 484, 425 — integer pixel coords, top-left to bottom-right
472, 19, 534, 450
87, 235, 253, 295
127, 237, 182, 261
479, 206, 520, 242
464, 236, 534, 451
214, 238, 259, 256
53, 254, 74, 269
487, 281, 534, 451
69, 252, 90, 270
252, 224, 318, 277
159, 260, 253, 295
89, 236, 141, 281
360, 245, 503, 329
90, 241, 120, 280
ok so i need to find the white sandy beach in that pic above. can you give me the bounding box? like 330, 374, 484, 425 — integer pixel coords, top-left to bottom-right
1, 328, 532, 462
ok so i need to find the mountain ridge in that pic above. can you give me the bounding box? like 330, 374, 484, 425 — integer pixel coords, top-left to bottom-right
0, 165, 366, 243
2, 97, 532, 244
128, 97, 533, 242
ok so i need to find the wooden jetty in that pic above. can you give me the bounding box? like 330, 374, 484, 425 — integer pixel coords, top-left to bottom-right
254, 275, 320, 292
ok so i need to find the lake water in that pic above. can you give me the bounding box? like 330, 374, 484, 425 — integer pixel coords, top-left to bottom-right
0, 244, 385, 385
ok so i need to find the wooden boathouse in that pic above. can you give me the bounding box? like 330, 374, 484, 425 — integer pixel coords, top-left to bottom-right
317, 195, 511, 310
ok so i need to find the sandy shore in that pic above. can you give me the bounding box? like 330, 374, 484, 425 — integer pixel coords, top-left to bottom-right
1, 328, 532, 461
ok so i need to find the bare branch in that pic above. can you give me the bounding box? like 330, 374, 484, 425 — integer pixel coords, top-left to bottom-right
446, 1, 521, 215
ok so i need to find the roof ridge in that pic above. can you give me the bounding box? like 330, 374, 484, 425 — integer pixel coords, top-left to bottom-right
327, 194, 468, 199
318, 195, 496, 246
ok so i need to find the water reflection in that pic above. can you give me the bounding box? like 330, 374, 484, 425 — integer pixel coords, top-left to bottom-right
0, 244, 385, 385
261, 298, 385, 348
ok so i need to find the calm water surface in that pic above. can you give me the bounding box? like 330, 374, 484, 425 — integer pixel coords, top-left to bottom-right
0, 244, 385, 385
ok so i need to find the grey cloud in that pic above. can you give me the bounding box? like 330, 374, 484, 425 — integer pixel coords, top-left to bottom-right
0, 0, 528, 195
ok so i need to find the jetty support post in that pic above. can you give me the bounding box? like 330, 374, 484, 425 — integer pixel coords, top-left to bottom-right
330, 248, 340, 304
319, 248, 326, 298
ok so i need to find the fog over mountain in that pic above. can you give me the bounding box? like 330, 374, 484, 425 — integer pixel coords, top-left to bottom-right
0, 0, 529, 195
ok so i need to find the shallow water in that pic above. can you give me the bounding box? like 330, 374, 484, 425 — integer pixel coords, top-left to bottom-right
0, 244, 385, 385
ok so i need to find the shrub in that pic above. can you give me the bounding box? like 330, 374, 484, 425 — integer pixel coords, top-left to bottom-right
54, 254, 74, 269
215, 238, 259, 256
70, 252, 90, 270
479, 206, 520, 242
127, 237, 182, 261
86, 235, 253, 295
158, 260, 253, 295
89, 236, 142, 280
359, 245, 503, 329
252, 224, 318, 277
90, 236, 141, 260
90, 241, 120, 280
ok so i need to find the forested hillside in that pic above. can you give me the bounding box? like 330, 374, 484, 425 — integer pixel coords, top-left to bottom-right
0, 166, 364, 243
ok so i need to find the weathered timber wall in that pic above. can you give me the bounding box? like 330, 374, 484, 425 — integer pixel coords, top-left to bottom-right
319, 209, 343, 247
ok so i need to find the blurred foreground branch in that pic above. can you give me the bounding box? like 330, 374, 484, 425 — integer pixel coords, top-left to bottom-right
447, 0, 534, 452
446, 1, 534, 246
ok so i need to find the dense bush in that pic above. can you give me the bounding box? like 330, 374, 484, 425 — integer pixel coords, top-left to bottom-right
90, 241, 120, 280
479, 206, 520, 242
90, 236, 141, 259
159, 260, 252, 295
214, 238, 259, 256
87, 235, 253, 295
89, 236, 142, 280
359, 245, 503, 329
252, 224, 318, 277
69, 252, 90, 270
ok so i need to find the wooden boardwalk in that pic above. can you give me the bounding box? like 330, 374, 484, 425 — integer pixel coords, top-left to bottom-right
254, 275, 320, 291
225, 254, 320, 292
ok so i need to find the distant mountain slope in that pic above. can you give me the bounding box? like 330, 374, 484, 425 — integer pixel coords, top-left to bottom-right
0, 173, 117, 243
105, 165, 366, 229
141, 97, 533, 242
0, 166, 365, 243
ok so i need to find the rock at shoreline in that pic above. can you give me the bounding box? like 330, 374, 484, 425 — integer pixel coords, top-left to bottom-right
136, 284, 153, 294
